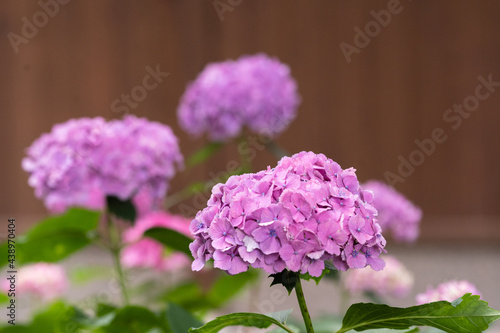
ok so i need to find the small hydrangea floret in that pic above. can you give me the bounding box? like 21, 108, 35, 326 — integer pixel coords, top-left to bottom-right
190, 151, 386, 277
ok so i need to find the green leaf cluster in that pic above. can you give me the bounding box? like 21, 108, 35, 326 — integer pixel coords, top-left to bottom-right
158, 269, 259, 312
0, 208, 101, 266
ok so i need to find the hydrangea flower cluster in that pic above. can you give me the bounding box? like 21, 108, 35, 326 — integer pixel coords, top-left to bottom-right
177, 53, 300, 142
416, 280, 482, 304
362, 181, 422, 242
1, 263, 67, 301
190, 151, 386, 277
121, 211, 192, 271
22, 116, 183, 213
343, 255, 414, 299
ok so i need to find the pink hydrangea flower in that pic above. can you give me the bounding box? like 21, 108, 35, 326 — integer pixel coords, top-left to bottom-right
190, 151, 386, 277
2, 263, 67, 301
362, 181, 422, 242
416, 280, 482, 304
177, 53, 300, 142
121, 211, 192, 271
344, 255, 414, 298
22, 116, 183, 214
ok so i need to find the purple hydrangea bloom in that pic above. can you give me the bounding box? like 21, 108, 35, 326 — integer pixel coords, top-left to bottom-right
416, 280, 482, 304
23, 116, 183, 213
190, 151, 386, 276
177, 53, 300, 142
362, 180, 422, 242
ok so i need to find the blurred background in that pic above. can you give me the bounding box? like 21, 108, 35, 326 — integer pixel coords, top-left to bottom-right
1, 0, 500, 318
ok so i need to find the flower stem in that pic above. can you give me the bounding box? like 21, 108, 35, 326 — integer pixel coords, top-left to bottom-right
295, 278, 315, 333
106, 214, 130, 305
265, 140, 289, 159
238, 136, 253, 173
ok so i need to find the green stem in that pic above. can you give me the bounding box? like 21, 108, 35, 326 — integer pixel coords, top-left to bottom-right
238, 136, 253, 173
295, 278, 315, 333
164, 185, 199, 209
340, 285, 350, 315
265, 140, 289, 159
107, 214, 130, 305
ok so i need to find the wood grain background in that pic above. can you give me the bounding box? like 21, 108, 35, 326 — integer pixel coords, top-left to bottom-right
2, 0, 500, 241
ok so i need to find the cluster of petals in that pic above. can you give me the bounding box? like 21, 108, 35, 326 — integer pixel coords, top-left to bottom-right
177, 53, 300, 142
121, 211, 192, 271
416, 280, 482, 304
362, 181, 422, 242
344, 255, 414, 298
22, 116, 183, 213
190, 151, 386, 277
2, 263, 67, 301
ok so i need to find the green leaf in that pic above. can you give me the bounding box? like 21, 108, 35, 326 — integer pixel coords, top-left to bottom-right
26, 208, 100, 237
324, 262, 340, 281
96, 303, 117, 317
106, 195, 137, 222
160, 281, 204, 308
404, 328, 421, 333
206, 269, 259, 307
165, 303, 203, 333
3, 208, 101, 265
19, 231, 91, 263
337, 293, 500, 333
269, 270, 300, 295
187, 142, 223, 168
160, 270, 259, 312
0, 293, 8, 304
188, 310, 294, 333
300, 269, 329, 285
0, 301, 87, 332
101, 306, 161, 333
144, 227, 192, 257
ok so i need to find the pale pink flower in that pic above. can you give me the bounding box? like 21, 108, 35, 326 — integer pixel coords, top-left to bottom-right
2, 263, 67, 301
121, 211, 192, 271
416, 280, 482, 304
344, 255, 414, 299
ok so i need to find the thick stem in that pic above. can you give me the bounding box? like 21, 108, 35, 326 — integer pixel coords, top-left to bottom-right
295, 278, 315, 333
107, 214, 130, 305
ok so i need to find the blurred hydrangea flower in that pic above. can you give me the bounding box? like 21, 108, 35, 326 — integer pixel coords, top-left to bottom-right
22, 116, 183, 213
190, 151, 386, 277
2, 263, 67, 301
416, 280, 482, 304
344, 255, 414, 299
362, 181, 422, 242
121, 211, 191, 271
177, 53, 300, 142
